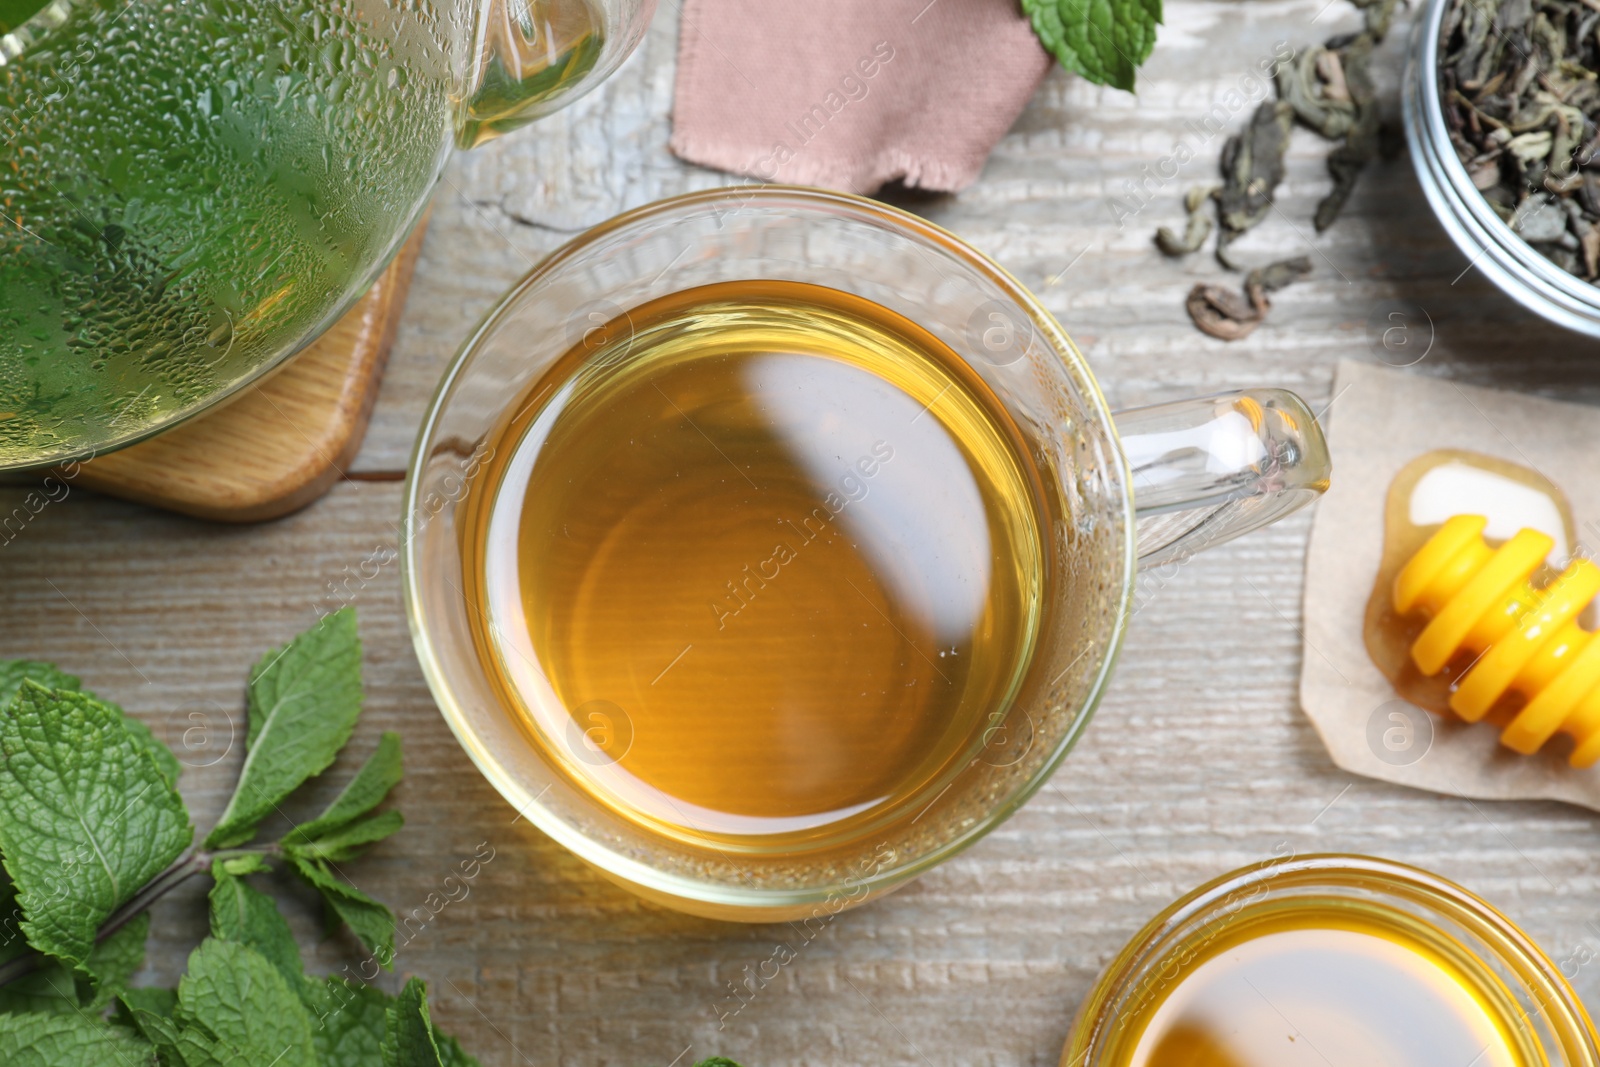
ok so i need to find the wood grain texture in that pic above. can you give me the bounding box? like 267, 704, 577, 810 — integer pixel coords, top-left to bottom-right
4, 2, 1600, 1066
73, 217, 430, 522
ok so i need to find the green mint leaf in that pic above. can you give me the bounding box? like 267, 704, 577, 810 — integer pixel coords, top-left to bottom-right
121, 1008, 188, 1066
0, 912, 144, 1015
117, 985, 178, 1021
79, 911, 151, 1008
0, 683, 192, 968
0, 660, 180, 787
1022, 0, 1162, 91
285, 809, 405, 864
434, 1027, 482, 1067
0, 1011, 156, 1066
435, 1030, 483, 1062
206, 608, 364, 849
175, 938, 316, 1067
285, 854, 396, 966
300, 977, 482, 1067
285, 731, 403, 845
382, 977, 444, 1067
126, 1007, 234, 1067
0, 661, 78, 704
218, 852, 271, 878
120, 712, 182, 790
120, 992, 236, 1067
171, 1028, 237, 1067
0, 960, 79, 1014
113, 992, 180, 1062
304, 977, 390, 1067
0, 870, 24, 966
207, 859, 303, 987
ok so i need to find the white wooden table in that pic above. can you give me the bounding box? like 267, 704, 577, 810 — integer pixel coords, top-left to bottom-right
6, 3, 1600, 1065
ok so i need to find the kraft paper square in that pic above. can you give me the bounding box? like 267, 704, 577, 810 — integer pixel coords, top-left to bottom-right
1300, 359, 1600, 810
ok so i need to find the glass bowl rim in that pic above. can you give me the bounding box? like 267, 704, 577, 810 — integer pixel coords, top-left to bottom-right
400, 183, 1138, 910
1403, 0, 1600, 337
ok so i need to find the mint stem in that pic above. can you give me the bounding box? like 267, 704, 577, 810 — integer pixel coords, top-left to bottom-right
0, 843, 280, 990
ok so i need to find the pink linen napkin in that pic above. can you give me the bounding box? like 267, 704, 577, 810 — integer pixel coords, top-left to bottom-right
670, 0, 1054, 194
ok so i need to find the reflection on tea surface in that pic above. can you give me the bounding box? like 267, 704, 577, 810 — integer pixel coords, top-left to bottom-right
460, 282, 1047, 849
1128, 924, 1525, 1067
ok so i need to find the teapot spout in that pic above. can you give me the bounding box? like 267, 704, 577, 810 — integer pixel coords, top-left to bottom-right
456, 0, 652, 149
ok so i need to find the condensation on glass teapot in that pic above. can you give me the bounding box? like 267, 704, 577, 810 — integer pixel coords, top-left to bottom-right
0, 0, 650, 470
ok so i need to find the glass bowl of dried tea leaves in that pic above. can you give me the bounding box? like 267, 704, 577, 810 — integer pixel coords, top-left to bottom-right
1406, 0, 1600, 335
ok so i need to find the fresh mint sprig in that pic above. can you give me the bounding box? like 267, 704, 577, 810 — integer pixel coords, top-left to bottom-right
1022, 0, 1163, 91
207, 608, 366, 849
0, 608, 464, 1065
0, 608, 751, 1067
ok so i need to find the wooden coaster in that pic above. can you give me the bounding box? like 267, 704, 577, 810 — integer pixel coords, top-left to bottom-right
75, 216, 430, 523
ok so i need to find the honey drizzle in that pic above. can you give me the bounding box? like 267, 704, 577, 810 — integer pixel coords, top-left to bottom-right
1363, 449, 1579, 732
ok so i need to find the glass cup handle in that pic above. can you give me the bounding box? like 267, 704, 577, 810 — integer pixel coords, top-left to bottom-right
1113, 389, 1332, 568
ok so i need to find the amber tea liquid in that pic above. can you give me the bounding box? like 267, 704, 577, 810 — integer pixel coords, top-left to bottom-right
1114, 908, 1532, 1067
460, 282, 1047, 851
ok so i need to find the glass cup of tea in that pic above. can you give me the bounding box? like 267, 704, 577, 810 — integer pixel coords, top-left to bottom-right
403, 186, 1332, 921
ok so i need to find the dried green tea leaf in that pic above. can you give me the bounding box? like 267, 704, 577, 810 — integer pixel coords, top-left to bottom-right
1277, 46, 1357, 138
1440, 0, 1600, 280
1155, 185, 1218, 256
1216, 101, 1295, 267
1511, 193, 1568, 241
1351, 0, 1402, 39
1187, 282, 1265, 340
1186, 256, 1312, 341
1245, 255, 1314, 299
1315, 35, 1379, 232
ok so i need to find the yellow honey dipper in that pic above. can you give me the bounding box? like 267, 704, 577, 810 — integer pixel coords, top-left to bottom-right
1394, 513, 1600, 766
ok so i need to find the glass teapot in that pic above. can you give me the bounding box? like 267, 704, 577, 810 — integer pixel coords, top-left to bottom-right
0, 0, 653, 470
